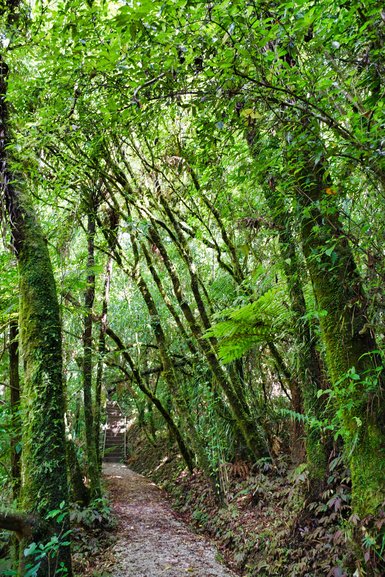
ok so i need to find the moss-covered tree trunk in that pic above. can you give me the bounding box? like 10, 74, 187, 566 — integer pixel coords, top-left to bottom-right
15, 200, 72, 576
1, 31, 72, 577
9, 318, 21, 564
290, 130, 385, 517
9, 319, 21, 499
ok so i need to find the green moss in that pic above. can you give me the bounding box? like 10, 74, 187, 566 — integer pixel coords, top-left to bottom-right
15, 196, 72, 575
292, 151, 385, 517
306, 434, 328, 483
350, 422, 385, 517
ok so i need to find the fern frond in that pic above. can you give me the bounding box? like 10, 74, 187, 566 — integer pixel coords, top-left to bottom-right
205, 286, 292, 363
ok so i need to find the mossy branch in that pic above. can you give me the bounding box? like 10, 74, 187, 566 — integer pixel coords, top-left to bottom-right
0, 511, 36, 537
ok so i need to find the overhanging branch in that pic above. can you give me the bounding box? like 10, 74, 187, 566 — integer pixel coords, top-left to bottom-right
0, 511, 36, 537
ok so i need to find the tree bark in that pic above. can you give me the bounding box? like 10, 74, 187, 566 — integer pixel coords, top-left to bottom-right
1, 19, 73, 575
66, 440, 90, 506
9, 318, 21, 498
290, 128, 385, 516
0, 512, 35, 538
82, 198, 101, 498
265, 178, 327, 477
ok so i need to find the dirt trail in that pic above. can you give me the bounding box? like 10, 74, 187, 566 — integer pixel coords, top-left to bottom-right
102, 463, 238, 577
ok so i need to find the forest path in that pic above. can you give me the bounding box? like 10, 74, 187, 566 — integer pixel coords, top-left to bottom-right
102, 463, 238, 577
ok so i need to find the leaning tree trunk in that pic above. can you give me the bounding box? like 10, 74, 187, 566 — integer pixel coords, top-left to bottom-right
147, 222, 268, 460
106, 327, 195, 472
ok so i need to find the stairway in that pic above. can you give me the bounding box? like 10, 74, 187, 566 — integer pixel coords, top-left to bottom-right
102, 401, 127, 463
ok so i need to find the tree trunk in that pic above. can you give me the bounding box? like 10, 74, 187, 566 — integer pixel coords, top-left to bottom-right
95, 254, 113, 469
264, 179, 328, 479
141, 242, 198, 356
9, 319, 21, 499
66, 440, 90, 506
106, 327, 195, 472
1, 30, 72, 577
147, 223, 268, 459
82, 201, 101, 498
291, 132, 385, 516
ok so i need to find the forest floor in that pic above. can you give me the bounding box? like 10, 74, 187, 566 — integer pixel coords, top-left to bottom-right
118, 426, 355, 577
72, 425, 356, 576
95, 463, 238, 577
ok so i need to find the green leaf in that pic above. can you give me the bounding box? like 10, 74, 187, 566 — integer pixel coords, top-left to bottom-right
24, 543, 37, 557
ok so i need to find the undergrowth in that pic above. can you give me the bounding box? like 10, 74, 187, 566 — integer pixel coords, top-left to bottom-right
127, 420, 385, 576
169, 455, 355, 576
71, 497, 117, 576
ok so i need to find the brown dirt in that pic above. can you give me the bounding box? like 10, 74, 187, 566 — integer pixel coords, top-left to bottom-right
101, 463, 239, 577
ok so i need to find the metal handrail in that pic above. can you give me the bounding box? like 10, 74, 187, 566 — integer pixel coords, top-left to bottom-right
123, 415, 127, 460
102, 420, 107, 459
114, 400, 128, 461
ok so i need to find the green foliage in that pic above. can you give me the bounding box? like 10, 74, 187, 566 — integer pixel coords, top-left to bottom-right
1, 0, 385, 572
70, 497, 113, 529
317, 357, 385, 442
205, 287, 290, 363
22, 503, 71, 577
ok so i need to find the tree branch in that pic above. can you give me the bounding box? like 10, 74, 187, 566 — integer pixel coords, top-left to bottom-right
0, 511, 36, 537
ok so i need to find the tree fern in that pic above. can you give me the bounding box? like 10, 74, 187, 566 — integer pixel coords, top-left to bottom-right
205, 286, 291, 363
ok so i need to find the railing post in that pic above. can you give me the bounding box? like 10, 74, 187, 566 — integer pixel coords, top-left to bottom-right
102, 406, 108, 460
124, 415, 127, 461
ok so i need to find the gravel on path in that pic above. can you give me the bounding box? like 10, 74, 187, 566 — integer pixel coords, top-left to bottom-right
103, 463, 238, 577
